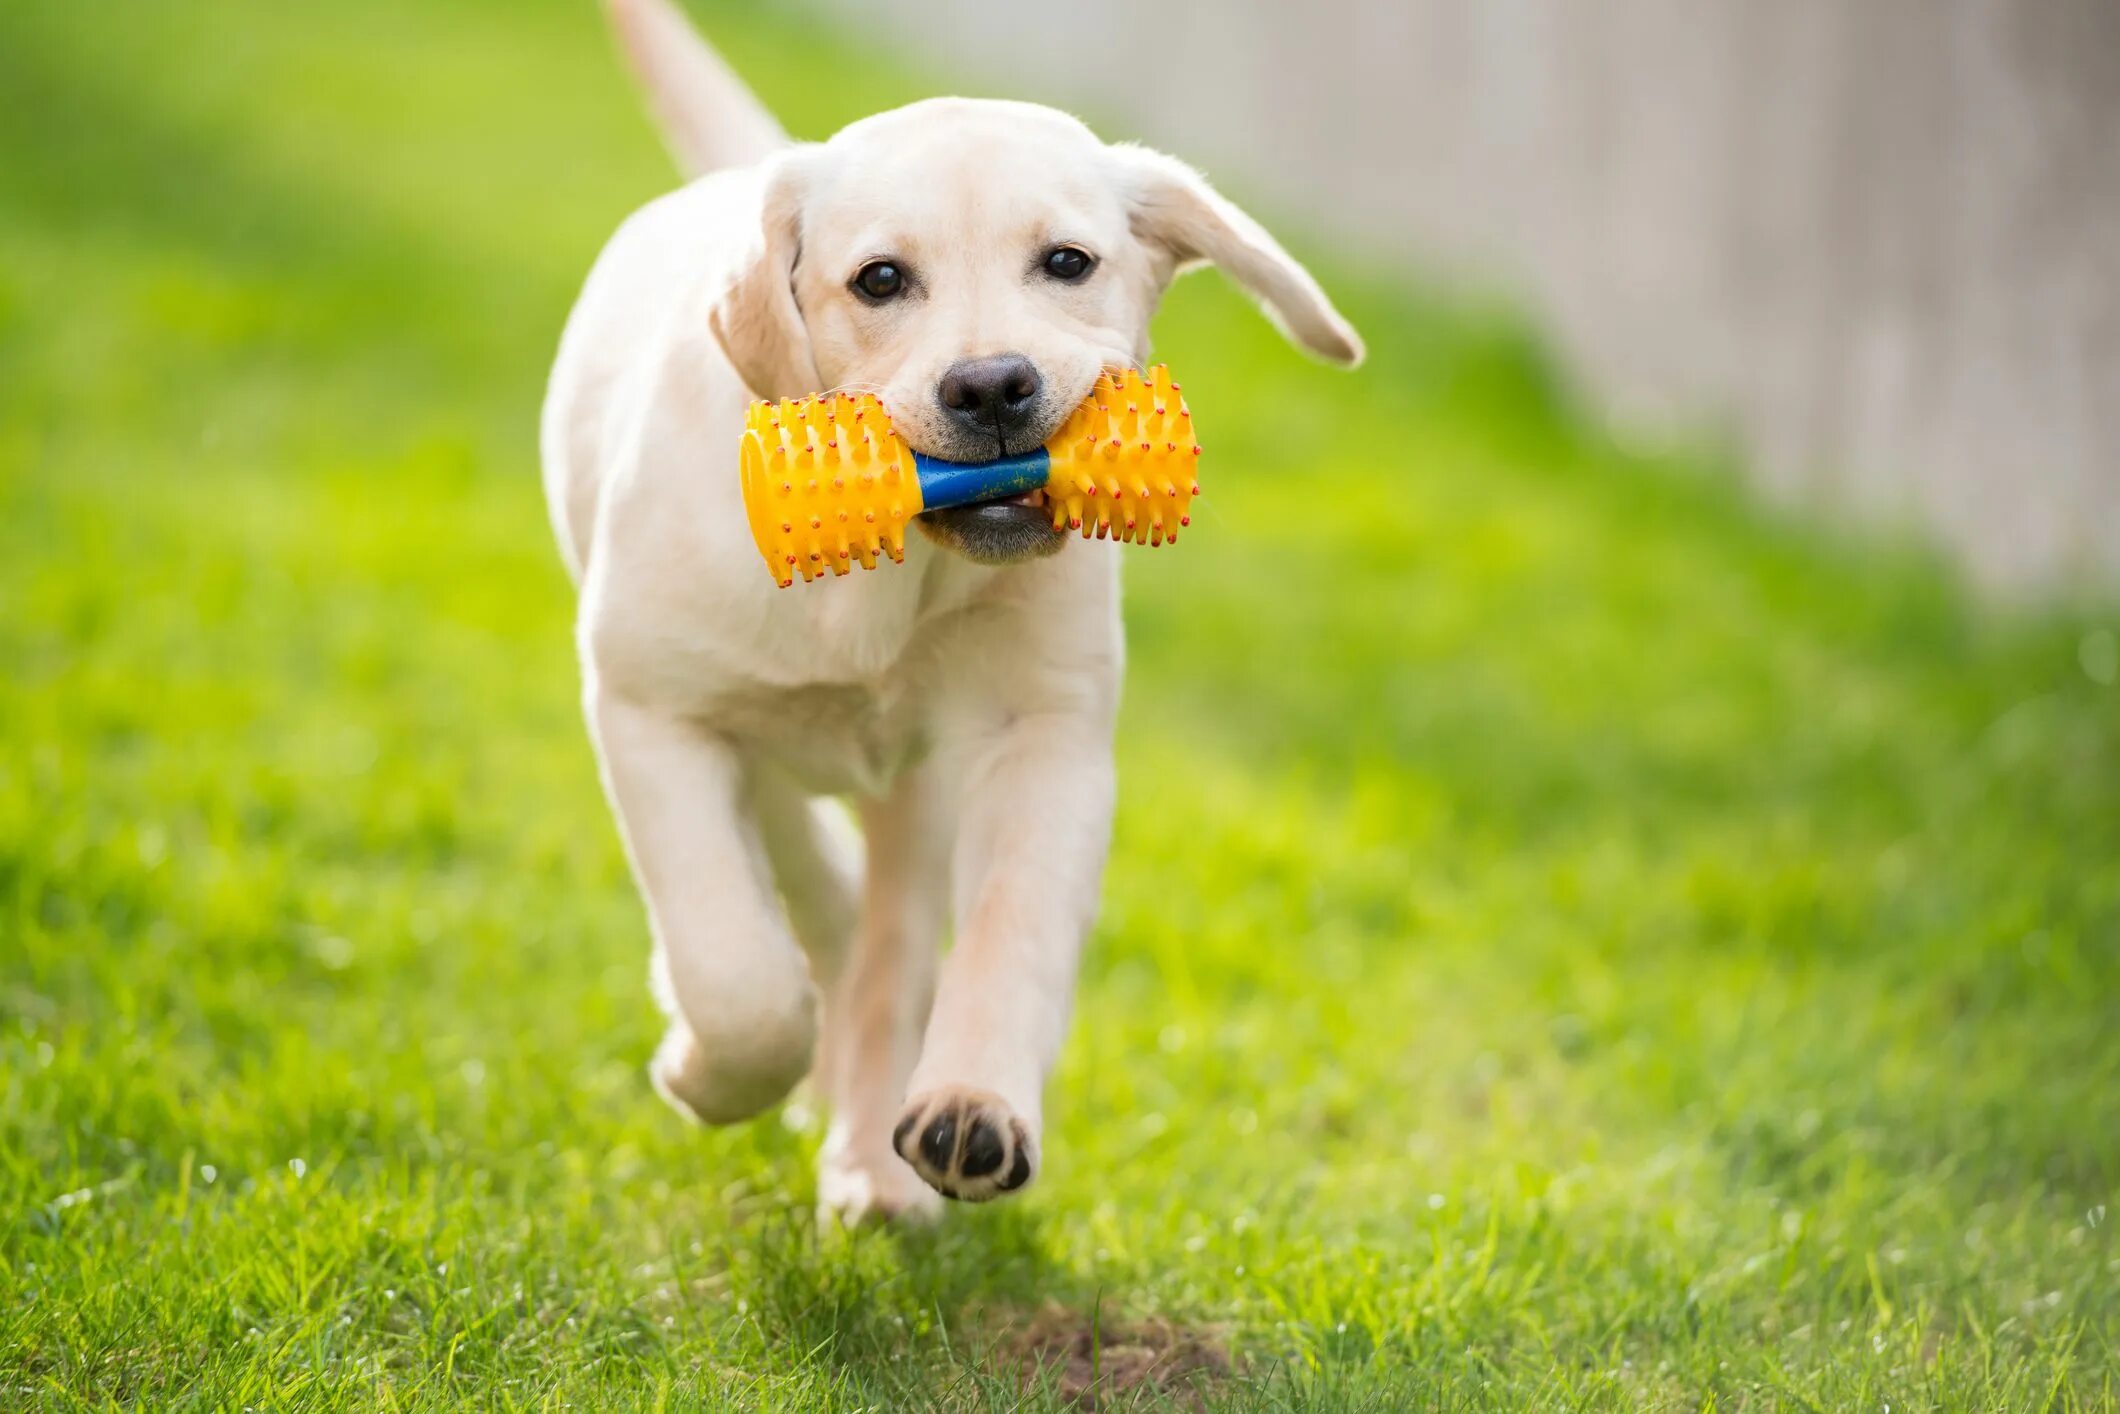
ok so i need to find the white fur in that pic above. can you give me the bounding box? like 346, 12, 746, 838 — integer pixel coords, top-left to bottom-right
544, 0, 1359, 1220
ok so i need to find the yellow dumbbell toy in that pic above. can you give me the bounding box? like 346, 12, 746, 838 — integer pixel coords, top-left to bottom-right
739, 366, 1201, 586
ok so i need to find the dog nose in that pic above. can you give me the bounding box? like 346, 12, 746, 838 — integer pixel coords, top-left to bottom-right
937, 354, 1042, 439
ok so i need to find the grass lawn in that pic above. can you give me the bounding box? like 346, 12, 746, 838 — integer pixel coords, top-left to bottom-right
3, 0, 2117, 1406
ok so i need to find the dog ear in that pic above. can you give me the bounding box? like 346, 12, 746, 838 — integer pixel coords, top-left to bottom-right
1115, 145, 1364, 367
709, 150, 823, 400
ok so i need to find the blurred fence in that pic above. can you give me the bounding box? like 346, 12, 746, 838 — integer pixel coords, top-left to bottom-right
817, 0, 2120, 594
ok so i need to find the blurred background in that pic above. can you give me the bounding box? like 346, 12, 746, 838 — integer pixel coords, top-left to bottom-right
3, 0, 2116, 1405
828, 0, 2120, 596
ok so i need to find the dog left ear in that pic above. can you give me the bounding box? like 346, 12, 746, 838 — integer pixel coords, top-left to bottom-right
1115, 145, 1364, 368
709, 148, 823, 400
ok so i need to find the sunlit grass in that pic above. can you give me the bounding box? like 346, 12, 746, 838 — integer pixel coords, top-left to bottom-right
3, 0, 2116, 1407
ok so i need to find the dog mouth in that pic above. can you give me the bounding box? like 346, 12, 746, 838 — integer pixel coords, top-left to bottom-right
901, 415, 1070, 565
974, 486, 1047, 511
915, 486, 1064, 565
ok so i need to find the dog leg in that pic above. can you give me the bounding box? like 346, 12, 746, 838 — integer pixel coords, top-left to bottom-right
816, 766, 948, 1223
895, 717, 1114, 1201
750, 764, 861, 998
589, 690, 818, 1125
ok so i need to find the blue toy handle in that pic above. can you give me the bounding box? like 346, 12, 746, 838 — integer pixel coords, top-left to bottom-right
910, 447, 1053, 511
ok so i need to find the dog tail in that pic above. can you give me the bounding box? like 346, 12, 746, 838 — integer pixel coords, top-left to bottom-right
603, 0, 788, 177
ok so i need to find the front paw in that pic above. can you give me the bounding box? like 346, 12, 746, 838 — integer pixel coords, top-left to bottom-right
892, 1087, 1037, 1202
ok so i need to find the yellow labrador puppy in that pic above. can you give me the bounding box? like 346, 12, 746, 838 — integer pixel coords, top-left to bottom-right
543, 0, 1361, 1222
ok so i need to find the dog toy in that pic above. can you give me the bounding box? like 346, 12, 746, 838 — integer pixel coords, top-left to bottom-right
739, 365, 1200, 586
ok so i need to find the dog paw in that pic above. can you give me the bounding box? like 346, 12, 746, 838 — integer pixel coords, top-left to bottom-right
816, 1144, 943, 1227
892, 1087, 1037, 1202
649, 1017, 811, 1126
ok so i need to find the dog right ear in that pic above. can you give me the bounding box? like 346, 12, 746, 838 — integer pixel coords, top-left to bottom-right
709, 150, 821, 401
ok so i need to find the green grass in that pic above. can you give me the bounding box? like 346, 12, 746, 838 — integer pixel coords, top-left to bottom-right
3, 0, 2117, 1407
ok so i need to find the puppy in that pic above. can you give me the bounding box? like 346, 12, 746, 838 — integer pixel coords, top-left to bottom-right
542, 0, 1361, 1222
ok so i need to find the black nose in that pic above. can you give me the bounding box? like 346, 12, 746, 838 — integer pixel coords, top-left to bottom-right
937, 354, 1042, 441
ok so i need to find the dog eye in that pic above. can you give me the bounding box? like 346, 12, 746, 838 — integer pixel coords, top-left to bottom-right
853, 261, 905, 302
1041, 246, 1094, 282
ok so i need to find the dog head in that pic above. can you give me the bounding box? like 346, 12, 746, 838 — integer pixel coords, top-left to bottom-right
710, 98, 1362, 566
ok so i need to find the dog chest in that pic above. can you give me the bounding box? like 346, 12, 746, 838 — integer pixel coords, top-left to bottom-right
712, 678, 926, 798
